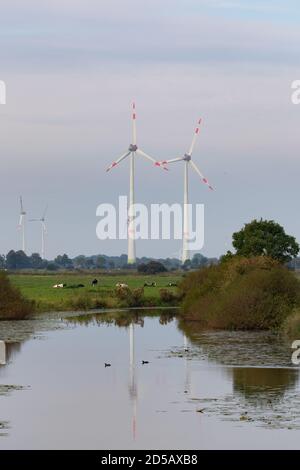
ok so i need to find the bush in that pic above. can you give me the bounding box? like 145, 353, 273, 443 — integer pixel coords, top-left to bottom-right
282, 309, 300, 338
68, 293, 92, 310
137, 261, 167, 274
179, 257, 300, 330
115, 286, 145, 307
159, 289, 178, 305
0, 271, 35, 319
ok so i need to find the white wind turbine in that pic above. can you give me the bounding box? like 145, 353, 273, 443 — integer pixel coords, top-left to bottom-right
29, 205, 48, 259
106, 102, 165, 264
157, 119, 213, 264
18, 196, 26, 253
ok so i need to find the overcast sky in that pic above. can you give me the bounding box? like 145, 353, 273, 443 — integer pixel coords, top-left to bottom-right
0, 0, 299, 259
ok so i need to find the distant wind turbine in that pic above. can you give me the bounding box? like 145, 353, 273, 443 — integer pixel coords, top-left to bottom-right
157, 119, 213, 264
18, 196, 26, 253
106, 102, 165, 264
29, 205, 48, 259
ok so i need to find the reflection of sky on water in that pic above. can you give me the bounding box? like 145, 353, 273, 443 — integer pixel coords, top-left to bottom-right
0, 313, 300, 449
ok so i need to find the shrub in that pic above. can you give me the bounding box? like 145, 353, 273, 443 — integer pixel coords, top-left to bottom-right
180, 256, 300, 330
115, 286, 145, 307
68, 293, 92, 311
159, 289, 178, 305
137, 261, 167, 274
282, 309, 300, 338
0, 271, 35, 319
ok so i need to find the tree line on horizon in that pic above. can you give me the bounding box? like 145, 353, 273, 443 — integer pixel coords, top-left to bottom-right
0, 250, 218, 272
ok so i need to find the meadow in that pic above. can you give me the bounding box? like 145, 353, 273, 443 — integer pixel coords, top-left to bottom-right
9, 272, 182, 313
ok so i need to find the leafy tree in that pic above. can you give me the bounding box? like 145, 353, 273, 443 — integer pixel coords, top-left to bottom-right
191, 253, 206, 268
73, 255, 87, 269
231, 219, 299, 264
96, 256, 106, 269
54, 254, 73, 269
30, 253, 44, 269
138, 261, 167, 274
6, 250, 30, 270
182, 259, 192, 271
0, 255, 5, 269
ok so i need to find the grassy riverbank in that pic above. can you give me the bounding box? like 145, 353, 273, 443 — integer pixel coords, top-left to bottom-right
8, 272, 182, 313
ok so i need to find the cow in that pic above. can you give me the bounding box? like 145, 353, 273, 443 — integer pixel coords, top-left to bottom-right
53, 283, 66, 288
167, 282, 177, 287
116, 283, 129, 288
144, 281, 157, 287
91, 279, 98, 287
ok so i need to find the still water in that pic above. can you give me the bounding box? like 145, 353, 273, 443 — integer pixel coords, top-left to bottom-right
0, 309, 299, 449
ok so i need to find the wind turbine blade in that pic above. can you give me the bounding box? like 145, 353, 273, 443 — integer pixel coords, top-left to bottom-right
132, 102, 137, 145
136, 148, 157, 163
188, 119, 202, 156
29, 219, 39, 222
137, 149, 168, 171
190, 160, 213, 190
106, 151, 131, 172
158, 157, 184, 165
42, 222, 47, 233
18, 215, 23, 227
20, 196, 24, 213
42, 204, 48, 220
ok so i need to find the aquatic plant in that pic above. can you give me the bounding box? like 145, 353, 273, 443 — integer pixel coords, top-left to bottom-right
0, 271, 35, 319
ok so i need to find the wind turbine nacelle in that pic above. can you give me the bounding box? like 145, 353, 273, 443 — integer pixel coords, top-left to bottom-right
183, 154, 191, 161
129, 144, 138, 152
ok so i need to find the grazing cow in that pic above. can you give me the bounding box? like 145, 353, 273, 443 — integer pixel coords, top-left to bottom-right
67, 284, 85, 289
144, 281, 157, 287
53, 283, 66, 288
167, 282, 177, 287
116, 283, 128, 288
91, 279, 98, 287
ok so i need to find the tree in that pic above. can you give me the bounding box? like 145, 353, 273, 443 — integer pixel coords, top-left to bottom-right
30, 253, 44, 269
138, 261, 167, 274
96, 256, 106, 269
73, 255, 87, 269
0, 255, 5, 269
231, 219, 299, 263
54, 254, 73, 269
6, 250, 31, 270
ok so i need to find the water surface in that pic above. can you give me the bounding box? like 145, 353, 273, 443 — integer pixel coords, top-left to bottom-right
0, 310, 299, 449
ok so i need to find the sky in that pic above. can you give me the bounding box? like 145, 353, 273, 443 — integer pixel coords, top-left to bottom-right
0, 0, 300, 260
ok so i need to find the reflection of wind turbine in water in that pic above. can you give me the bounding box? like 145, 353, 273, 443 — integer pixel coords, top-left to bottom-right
0, 341, 6, 365
183, 334, 191, 395
129, 323, 137, 440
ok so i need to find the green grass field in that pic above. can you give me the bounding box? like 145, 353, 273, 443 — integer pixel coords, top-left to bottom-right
9, 272, 182, 313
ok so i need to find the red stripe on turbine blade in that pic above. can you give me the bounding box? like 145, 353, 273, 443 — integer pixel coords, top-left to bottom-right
133, 113, 136, 119
133, 102, 136, 109
203, 178, 208, 183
